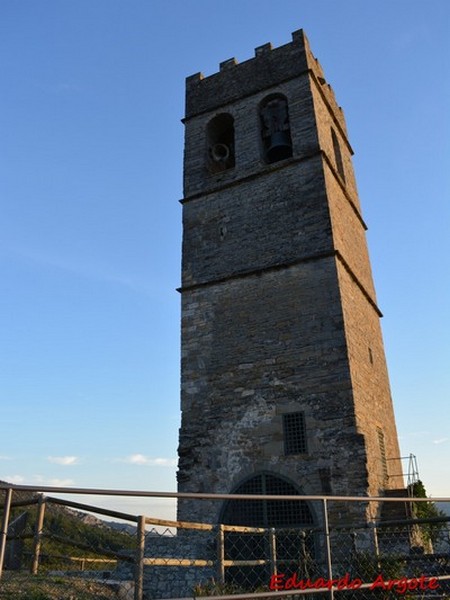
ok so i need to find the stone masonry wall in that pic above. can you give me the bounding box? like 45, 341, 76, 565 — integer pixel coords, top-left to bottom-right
182, 157, 332, 288
337, 259, 403, 496
178, 257, 370, 524
117, 533, 215, 599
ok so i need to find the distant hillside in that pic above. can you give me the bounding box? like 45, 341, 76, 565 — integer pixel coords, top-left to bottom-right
1, 481, 135, 563
103, 519, 137, 535
436, 502, 450, 517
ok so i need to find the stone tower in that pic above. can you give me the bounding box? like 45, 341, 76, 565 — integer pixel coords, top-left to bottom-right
177, 30, 403, 527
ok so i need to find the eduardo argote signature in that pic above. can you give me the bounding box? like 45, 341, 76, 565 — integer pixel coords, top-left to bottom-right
269, 572, 440, 594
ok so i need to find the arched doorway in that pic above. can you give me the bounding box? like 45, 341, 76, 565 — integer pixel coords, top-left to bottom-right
221, 473, 316, 588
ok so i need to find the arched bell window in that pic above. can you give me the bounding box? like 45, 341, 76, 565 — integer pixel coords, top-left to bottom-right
207, 113, 235, 173
260, 95, 293, 164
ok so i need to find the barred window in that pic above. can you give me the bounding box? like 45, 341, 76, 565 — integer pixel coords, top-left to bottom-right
221, 473, 314, 588
331, 127, 346, 181
283, 412, 307, 455
377, 427, 388, 483
221, 473, 313, 528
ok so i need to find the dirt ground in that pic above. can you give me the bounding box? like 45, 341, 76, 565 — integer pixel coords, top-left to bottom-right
0, 572, 131, 599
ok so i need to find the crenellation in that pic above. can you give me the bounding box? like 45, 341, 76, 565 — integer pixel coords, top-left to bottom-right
254, 42, 272, 56
299, 40, 347, 146
184, 30, 310, 119
185, 71, 203, 87
219, 57, 238, 70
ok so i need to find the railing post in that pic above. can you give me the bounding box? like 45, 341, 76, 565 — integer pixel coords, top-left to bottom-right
322, 498, 334, 600
0, 487, 13, 581
299, 530, 309, 578
268, 528, 277, 577
372, 523, 381, 571
134, 515, 145, 600
351, 531, 357, 554
217, 524, 225, 585
31, 495, 46, 575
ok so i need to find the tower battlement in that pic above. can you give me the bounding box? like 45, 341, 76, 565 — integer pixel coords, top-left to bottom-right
185, 29, 347, 141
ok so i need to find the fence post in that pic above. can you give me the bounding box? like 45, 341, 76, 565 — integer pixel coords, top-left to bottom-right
217, 524, 225, 585
300, 530, 309, 578
31, 495, 46, 575
372, 524, 381, 571
322, 498, 334, 600
0, 487, 13, 581
351, 531, 357, 555
134, 515, 145, 600
268, 528, 277, 577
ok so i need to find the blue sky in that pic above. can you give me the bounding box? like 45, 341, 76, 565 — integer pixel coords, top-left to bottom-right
1, 1, 449, 515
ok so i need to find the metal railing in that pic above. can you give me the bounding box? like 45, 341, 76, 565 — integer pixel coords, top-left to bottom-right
387, 452, 420, 491
1, 483, 450, 600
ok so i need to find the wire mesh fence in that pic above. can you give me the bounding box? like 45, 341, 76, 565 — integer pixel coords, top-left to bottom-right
1, 484, 450, 600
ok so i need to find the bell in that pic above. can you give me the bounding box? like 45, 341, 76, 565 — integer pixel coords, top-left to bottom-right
210, 143, 230, 163
266, 131, 292, 163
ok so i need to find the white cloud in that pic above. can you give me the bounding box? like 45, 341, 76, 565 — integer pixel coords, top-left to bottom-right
433, 438, 449, 445
1, 475, 75, 487
2, 475, 25, 484
47, 456, 79, 466
0, 456, 11, 460
398, 431, 430, 440
33, 475, 75, 487
119, 454, 176, 467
